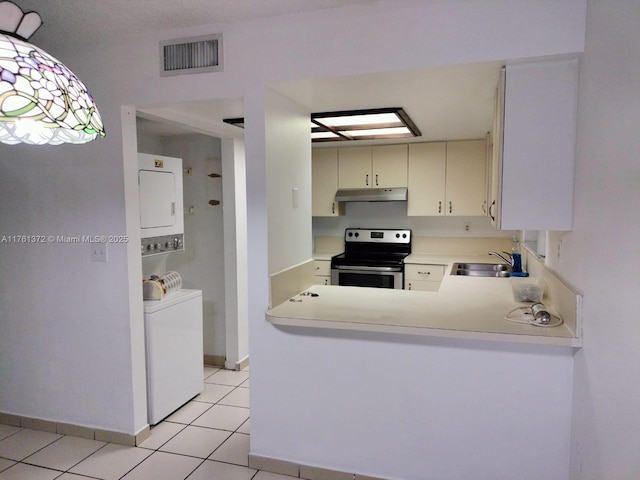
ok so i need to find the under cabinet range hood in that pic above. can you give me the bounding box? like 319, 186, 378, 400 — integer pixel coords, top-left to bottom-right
335, 187, 408, 202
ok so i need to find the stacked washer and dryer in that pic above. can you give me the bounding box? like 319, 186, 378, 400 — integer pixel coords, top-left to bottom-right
138, 153, 203, 425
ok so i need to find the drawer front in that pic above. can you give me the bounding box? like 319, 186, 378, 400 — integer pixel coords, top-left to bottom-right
405, 264, 446, 282
314, 260, 331, 276
314, 275, 331, 286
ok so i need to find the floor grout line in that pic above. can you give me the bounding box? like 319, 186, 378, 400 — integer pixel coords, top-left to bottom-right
0, 369, 260, 480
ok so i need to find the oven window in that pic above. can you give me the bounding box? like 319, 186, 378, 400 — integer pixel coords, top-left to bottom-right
338, 272, 396, 289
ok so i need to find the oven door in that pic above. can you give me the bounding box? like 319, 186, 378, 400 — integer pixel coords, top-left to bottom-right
331, 265, 403, 289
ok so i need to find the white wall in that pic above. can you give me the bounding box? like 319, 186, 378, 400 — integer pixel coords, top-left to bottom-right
312, 201, 513, 241
0, 113, 144, 433
265, 88, 313, 273
221, 137, 250, 369
0, 0, 587, 450
561, 1, 640, 478
252, 331, 574, 480
249, 2, 586, 479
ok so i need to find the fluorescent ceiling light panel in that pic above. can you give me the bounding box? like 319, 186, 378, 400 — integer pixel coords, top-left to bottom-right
344, 127, 412, 137
311, 131, 341, 139
318, 113, 402, 128
311, 107, 420, 142
224, 107, 421, 142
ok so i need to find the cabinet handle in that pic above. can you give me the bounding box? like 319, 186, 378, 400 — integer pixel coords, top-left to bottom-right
408, 282, 412, 290
482, 201, 487, 214
366, 174, 369, 186
418, 271, 431, 276
438, 201, 442, 213
332, 202, 335, 214
375, 174, 379, 186
449, 201, 452, 214
325, 278, 329, 285
489, 200, 496, 221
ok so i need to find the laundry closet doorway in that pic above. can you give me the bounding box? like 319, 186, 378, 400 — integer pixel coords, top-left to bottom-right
134, 113, 249, 370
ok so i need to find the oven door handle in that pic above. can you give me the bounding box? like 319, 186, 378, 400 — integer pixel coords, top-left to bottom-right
332, 265, 401, 272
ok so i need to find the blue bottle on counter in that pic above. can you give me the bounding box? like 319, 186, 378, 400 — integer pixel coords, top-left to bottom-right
511, 236, 522, 273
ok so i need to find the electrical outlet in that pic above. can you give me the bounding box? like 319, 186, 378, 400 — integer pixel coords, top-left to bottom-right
464, 222, 471, 232
91, 242, 108, 262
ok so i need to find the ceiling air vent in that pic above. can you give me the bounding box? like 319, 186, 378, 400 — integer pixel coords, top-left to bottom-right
160, 34, 222, 76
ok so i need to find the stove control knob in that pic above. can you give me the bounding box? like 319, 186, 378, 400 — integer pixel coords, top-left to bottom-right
396, 233, 400, 238
403, 233, 407, 238
148, 244, 155, 251
354, 232, 359, 237
348, 232, 353, 237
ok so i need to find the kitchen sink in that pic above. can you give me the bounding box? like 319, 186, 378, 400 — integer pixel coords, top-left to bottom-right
450, 262, 511, 277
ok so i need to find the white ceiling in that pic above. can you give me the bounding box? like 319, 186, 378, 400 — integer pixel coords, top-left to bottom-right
137, 62, 503, 145
14, 0, 502, 143
18, 0, 378, 52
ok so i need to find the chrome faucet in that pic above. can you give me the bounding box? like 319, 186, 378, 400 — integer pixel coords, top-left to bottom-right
488, 251, 511, 264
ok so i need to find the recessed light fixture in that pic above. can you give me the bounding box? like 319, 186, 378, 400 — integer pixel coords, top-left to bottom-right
224, 107, 421, 143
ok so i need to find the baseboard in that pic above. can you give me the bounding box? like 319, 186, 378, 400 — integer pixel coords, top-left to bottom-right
204, 354, 226, 367
225, 355, 249, 371
247, 453, 387, 480
0, 411, 150, 447
206, 354, 249, 371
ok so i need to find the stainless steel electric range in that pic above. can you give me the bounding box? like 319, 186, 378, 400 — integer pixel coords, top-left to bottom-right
331, 228, 411, 289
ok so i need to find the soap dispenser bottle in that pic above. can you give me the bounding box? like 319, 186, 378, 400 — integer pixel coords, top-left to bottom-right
511, 236, 522, 273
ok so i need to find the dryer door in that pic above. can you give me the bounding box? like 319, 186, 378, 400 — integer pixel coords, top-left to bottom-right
139, 169, 176, 229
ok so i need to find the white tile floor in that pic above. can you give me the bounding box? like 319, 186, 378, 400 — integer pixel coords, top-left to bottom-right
0, 367, 294, 480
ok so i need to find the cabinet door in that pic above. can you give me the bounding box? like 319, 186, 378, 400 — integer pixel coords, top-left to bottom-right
501, 58, 578, 230
445, 140, 486, 216
488, 68, 505, 226
372, 144, 408, 187
312, 148, 343, 217
338, 147, 372, 188
405, 280, 441, 292
407, 142, 446, 216
314, 260, 331, 276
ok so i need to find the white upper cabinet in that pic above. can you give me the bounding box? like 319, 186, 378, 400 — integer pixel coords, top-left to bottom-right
371, 144, 409, 188
407, 142, 446, 216
495, 58, 579, 230
408, 140, 486, 216
445, 140, 487, 216
312, 148, 344, 217
338, 145, 408, 189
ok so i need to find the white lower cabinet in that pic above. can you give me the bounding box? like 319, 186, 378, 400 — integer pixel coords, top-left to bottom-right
404, 263, 445, 292
314, 260, 331, 286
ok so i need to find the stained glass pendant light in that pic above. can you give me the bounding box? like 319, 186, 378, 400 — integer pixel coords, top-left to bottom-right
0, 1, 105, 145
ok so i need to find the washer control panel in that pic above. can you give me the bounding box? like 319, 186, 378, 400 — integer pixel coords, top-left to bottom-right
141, 234, 184, 257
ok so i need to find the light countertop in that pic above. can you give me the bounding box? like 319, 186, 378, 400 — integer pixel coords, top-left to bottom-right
313, 253, 338, 261
269, 254, 579, 347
